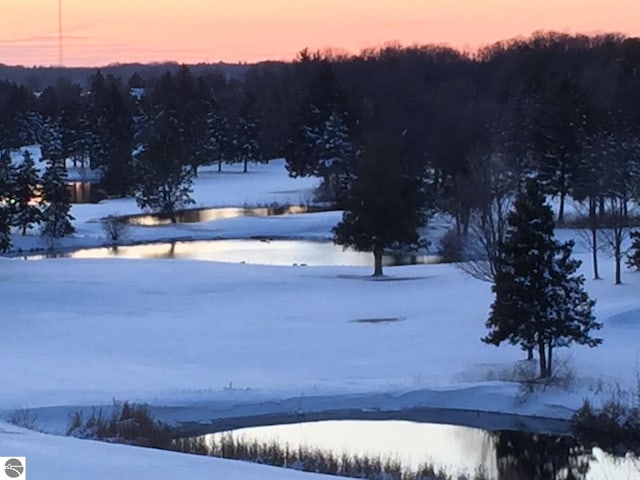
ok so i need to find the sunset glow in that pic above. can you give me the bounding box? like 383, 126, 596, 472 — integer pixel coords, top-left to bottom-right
1, 0, 639, 67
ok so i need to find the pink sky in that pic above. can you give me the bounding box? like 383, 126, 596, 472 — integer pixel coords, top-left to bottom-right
1, 0, 639, 67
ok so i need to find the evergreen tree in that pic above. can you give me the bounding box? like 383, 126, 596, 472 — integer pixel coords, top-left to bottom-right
88, 72, 134, 196
530, 76, 591, 223
41, 160, 74, 239
13, 150, 42, 235
304, 112, 356, 203
230, 114, 261, 173
40, 118, 64, 166
627, 230, 640, 271
285, 60, 353, 182
133, 135, 195, 223
0, 205, 10, 252
484, 180, 601, 378
0, 150, 15, 251
333, 132, 427, 276
205, 109, 230, 172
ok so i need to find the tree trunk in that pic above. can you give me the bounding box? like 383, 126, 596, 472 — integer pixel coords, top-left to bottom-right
558, 193, 565, 223
22, 224, 27, 236
591, 227, 599, 280
462, 207, 470, 235
615, 252, 622, 285
537, 341, 547, 378
547, 344, 553, 378
373, 248, 383, 277
599, 196, 605, 219
526, 347, 533, 361
243, 157, 248, 173
218, 159, 222, 172
589, 197, 599, 280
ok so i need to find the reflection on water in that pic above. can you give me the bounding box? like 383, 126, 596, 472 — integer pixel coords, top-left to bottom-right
192, 420, 640, 480
122, 205, 330, 226
28, 240, 440, 267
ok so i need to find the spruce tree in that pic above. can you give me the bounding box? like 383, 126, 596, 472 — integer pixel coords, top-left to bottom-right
304, 112, 356, 204
230, 114, 261, 173
133, 135, 195, 223
0, 150, 15, 251
41, 160, 75, 239
484, 180, 601, 378
206, 109, 230, 172
627, 230, 640, 271
13, 150, 42, 235
285, 60, 353, 181
529, 76, 591, 223
333, 132, 426, 276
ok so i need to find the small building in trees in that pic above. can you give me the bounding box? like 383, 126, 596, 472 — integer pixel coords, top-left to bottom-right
11, 147, 104, 204
65, 164, 103, 203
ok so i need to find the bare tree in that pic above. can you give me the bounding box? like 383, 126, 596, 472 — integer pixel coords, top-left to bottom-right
598, 122, 640, 284
457, 153, 517, 283
598, 196, 636, 285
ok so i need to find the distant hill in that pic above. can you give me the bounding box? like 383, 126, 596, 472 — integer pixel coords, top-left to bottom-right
0, 62, 258, 88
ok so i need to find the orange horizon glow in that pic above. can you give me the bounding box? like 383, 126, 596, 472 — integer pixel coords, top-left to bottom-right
1, 0, 639, 68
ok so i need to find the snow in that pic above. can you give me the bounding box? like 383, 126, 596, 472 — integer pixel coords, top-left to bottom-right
2, 155, 640, 478
0, 422, 339, 480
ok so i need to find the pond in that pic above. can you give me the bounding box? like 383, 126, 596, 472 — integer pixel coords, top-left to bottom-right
120, 205, 331, 226
29, 239, 440, 267
177, 420, 640, 480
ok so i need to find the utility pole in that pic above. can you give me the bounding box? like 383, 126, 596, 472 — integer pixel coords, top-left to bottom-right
58, 0, 63, 66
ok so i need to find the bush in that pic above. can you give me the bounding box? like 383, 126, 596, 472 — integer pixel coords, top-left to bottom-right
571, 399, 640, 457
437, 228, 465, 263
626, 230, 640, 270
67, 401, 173, 448
101, 215, 129, 244
9, 408, 39, 430
173, 432, 482, 480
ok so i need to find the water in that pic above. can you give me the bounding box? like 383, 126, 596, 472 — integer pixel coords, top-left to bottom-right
121, 205, 330, 226
187, 420, 640, 480
28, 239, 439, 267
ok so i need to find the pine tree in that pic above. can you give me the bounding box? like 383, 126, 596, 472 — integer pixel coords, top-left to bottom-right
230, 114, 261, 173
0, 150, 15, 251
205, 109, 229, 172
529, 76, 591, 223
285, 60, 353, 181
333, 132, 427, 276
304, 112, 356, 203
88, 72, 134, 196
628, 230, 640, 271
133, 135, 195, 223
40, 119, 64, 165
483, 180, 601, 378
41, 160, 75, 239
13, 150, 42, 235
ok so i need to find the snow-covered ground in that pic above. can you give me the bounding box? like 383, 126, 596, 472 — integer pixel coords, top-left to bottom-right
2, 151, 640, 479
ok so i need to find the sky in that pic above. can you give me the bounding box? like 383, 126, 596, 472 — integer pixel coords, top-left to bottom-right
0, 0, 639, 67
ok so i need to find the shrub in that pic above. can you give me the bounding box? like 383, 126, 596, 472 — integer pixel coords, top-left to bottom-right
626, 230, 640, 270
571, 399, 640, 457
9, 408, 39, 430
101, 215, 129, 244
67, 401, 173, 448
437, 228, 465, 263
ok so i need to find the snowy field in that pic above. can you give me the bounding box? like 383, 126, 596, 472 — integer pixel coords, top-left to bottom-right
2, 153, 640, 479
